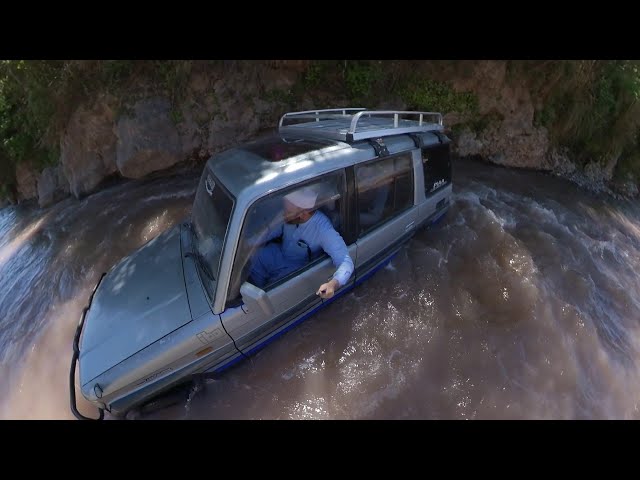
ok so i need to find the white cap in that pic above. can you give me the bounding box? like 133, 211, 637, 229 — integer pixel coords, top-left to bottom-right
284, 186, 318, 209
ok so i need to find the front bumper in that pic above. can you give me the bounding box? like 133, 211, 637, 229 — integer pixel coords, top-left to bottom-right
69, 272, 106, 421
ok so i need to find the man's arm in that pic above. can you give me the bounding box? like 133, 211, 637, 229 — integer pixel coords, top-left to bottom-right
316, 224, 354, 299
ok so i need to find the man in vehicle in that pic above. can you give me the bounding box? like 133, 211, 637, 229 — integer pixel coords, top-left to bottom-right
248, 186, 353, 299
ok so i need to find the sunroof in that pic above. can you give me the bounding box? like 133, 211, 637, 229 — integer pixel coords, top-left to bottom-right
240, 136, 329, 162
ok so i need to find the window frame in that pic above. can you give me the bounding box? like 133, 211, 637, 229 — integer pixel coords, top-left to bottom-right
191, 169, 236, 305
225, 168, 348, 306
354, 152, 415, 239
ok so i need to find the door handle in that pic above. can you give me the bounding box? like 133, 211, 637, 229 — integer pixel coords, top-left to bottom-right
405, 221, 415, 231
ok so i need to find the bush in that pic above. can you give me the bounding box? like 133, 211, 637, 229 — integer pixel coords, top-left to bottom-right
399, 77, 478, 115
526, 60, 640, 176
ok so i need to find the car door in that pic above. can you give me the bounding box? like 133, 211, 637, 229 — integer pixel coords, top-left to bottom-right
353, 152, 418, 282
219, 169, 356, 356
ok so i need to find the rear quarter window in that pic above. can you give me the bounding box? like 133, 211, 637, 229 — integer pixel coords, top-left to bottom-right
355, 153, 413, 237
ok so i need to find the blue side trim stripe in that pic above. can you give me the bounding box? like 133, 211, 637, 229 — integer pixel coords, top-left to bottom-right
213, 250, 398, 374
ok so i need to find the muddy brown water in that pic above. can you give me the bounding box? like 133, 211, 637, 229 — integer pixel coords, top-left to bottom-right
1, 158, 639, 420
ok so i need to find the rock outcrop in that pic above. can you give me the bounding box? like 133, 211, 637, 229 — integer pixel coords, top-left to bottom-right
443, 61, 552, 171
5, 60, 635, 209
59, 99, 118, 198
15, 162, 38, 202
116, 97, 182, 179
37, 166, 69, 208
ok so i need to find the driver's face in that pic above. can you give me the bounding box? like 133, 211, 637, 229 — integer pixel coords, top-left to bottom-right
283, 199, 306, 224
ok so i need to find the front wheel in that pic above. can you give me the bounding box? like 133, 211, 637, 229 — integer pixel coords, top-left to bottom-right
127, 382, 195, 419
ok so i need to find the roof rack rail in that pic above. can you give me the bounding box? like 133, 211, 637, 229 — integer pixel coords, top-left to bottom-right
278, 108, 444, 143
278, 108, 368, 128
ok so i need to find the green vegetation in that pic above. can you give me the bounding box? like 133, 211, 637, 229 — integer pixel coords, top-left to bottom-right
399, 76, 478, 116
152, 60, 192, 106
343, 61, 385, 104
297, 60, 479, 114
467, 110, 505, 135
520, 60, 640, 180
301, 60, 336, 89
264, 87, 296, 108
2, 60, 640, 202
0, 60, 198, 199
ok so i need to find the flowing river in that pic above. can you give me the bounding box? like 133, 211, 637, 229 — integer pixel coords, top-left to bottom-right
1, 158, 639, 419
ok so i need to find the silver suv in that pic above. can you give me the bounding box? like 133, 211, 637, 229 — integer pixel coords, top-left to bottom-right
69, 108, 453, 419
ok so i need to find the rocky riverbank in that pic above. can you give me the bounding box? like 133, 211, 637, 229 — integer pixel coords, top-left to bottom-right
5, 60, 635, 209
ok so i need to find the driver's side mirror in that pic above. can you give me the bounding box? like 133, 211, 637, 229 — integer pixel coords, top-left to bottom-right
240, 282, 275, 317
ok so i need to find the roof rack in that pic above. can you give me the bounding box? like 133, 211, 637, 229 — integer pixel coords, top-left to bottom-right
279, 108, 444, 143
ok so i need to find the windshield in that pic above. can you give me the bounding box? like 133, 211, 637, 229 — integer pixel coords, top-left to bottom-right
190, 168, 234, 302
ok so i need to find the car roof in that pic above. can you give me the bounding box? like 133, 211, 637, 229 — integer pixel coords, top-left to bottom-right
206, 108, 446, 202
206, 133, 352, 199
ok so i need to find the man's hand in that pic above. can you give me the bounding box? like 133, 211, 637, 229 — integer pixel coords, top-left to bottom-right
317, 278, 340, 299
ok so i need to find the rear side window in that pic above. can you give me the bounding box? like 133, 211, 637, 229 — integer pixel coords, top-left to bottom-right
355, 153, 413, 237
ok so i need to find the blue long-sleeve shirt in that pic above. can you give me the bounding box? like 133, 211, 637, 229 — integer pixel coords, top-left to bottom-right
259, 210, 354, 287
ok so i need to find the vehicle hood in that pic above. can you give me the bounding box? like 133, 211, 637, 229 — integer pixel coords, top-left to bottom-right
79, 224, 192, 386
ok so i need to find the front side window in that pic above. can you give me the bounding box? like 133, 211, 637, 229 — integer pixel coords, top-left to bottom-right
190, 168, 234, 302
355, 153, 413, 237
226, 171, 346, 304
